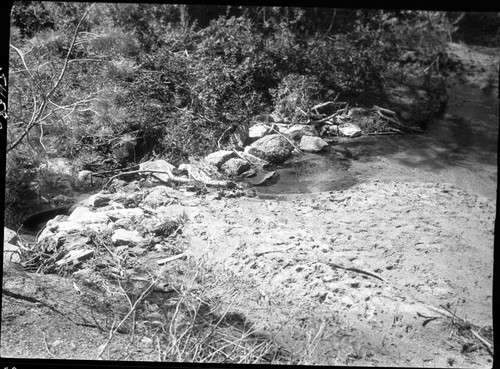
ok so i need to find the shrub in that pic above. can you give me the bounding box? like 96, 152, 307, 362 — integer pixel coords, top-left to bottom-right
271, 74, 322, 122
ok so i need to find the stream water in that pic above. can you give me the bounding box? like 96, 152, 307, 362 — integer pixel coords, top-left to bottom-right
256, 81, 498, 200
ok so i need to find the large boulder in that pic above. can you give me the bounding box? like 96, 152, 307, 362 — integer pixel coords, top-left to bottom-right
282, 124, 318, 141
299, 136, 329, 152
221, 158, 251, 177
246, 134, 293, 164
205, 150, 236, 168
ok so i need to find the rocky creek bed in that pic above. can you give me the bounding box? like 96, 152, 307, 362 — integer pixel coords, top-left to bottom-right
2, 42, 497, 366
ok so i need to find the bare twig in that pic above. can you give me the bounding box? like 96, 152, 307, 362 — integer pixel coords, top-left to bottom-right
7, 3, 96, 153
42, 331, 56, 358
95, 276, 159, 360
328, 263, 389, 284
470, 329, 493, 354
157, 253, 188, 265
217, 125, 234, 149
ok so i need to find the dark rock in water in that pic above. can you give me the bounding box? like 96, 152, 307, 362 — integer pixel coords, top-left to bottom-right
22, 206, 73, 230
247, 171, 279, 186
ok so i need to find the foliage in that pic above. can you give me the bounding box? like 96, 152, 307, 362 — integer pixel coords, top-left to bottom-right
6, 4, 457, 226
271, 74, 322, 122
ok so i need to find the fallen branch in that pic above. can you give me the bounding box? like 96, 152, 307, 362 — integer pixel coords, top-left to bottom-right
314, 112, 340, 124
232, 149, 254, 166
373, 105, 397, 117
367, 131, 401, 136
328, 263, 389, 284
42, 331, 56, 358
471, 328, 493, 355
217, 125, 234, 149
157, 253, 188, 265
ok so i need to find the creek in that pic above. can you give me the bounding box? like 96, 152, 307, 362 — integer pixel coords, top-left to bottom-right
256, 81, 498, 200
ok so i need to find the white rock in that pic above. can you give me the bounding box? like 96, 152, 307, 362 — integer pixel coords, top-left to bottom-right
178, 163, 191, 172
68, 207, 110, 223
105, 208, 144, 222
3, 227, 18, 244
58, 221, 86, 233
111, 229, 143, 246
299, 136, 329, 152
3, 242, 20, 263
338, 123, 362, 138
249, 123, 271, 140
140, 160, 176, 182
282, 124, 318, 141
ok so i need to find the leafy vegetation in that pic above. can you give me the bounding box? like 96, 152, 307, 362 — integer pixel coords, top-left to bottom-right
6, 3, 459, 226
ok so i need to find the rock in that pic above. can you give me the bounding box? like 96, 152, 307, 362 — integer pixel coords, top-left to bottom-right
338, 123, 362, 138
207, 193, 222, 201
88, 193, 111, 208
77, 170, 93, 187
205, 150, 236, 168
4, 227, 18, 244
221, 158, 251, 177
299, 136, 329, 152
241, 167, 257, 178
105, 208, 144, 222
229, 123, 249, 149
246, 134, 293, 164
4, 242, 20, 263
247, 171, 279, 186
248, 123, 272, 141
139, 160, 176, 182
241, 147, 271, 167
178, 163, 191, 173
64, 234, 91, 251
111, 229, 143, 246
143, 186, 175, 208
56, 249, 94, 266
282, 124, 318, 141
68, 207, 110, 224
